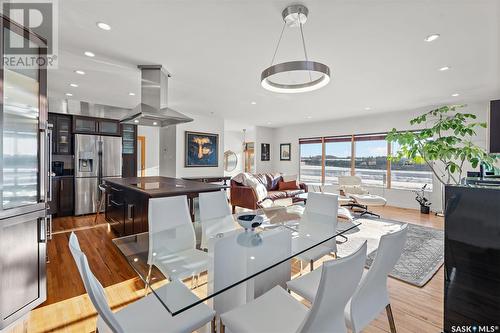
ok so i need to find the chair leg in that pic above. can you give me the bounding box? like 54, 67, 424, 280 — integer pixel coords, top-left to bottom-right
220, 319, 225, 333
144, 265, 153, 296
386, 304, 397, 333
310, 260, 314, 271
211, 317, 216, 333
299, 260, 303, 276
232, 205, 236, 214
94, 197, 104, 224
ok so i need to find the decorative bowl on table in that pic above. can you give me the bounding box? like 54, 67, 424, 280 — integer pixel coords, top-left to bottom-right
236, 214, 264, 230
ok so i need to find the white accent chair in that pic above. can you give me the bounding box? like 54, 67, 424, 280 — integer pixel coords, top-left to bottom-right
148, 196, 210, 286
295, 192, 338, 272
68, 232, 215, 333
286, 224, 408, 333
199, 190, 236, 250
220, 241, 367, 333
339, 176, 387, 218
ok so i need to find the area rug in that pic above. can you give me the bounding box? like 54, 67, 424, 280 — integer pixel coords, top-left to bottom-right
337, 218, 444, 287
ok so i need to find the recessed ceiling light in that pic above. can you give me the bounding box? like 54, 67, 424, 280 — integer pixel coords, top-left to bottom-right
451, 93, 460, 97
305, 115, 312, 119
69, 83, 78, 87
84, 51, 95, 57
251, 101, 257, 105
153, 122, 158, 126
65, 93, 73, 97
96, 22, 111, 31
75, 70, 85, 75
439, 66, 450, 71
364, 107, 371, 111
134, 120, 139, 123
128, 92, 135, 96
424, 34, 440, 42
267, 122, 272, 125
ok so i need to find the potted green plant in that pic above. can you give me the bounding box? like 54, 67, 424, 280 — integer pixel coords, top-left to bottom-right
386, 105, 498, 213
414, 184, 431, 214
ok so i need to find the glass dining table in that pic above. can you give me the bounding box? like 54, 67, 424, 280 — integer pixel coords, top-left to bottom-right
112, 204, 360, 317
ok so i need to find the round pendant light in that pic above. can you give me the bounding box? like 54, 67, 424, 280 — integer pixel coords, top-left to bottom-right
261, 4, 331, 93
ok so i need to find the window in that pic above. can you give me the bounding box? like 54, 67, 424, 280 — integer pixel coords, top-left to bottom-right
298, 132, 434, 191
324, 137, 352, 184
299, 139, 323, 185
390, 142, 433, 190
354, 136, 387, 188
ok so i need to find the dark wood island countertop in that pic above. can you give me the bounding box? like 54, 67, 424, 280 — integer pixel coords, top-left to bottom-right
104, 176, 225, 198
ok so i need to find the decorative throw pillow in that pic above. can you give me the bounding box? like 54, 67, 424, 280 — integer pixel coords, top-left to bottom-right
282, 174, 298, 182
278, 180, 300, 191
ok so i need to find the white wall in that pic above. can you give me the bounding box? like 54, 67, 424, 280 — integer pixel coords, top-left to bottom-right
255, 126, 275, 174
174, 112, 225, 178
137, 126, 160, 176
271, 102, 490, 211
223, 120, 256, 177
159, 126, 177, 177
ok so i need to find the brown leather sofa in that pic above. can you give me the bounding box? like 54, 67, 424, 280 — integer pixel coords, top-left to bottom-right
230, 173, 308, 212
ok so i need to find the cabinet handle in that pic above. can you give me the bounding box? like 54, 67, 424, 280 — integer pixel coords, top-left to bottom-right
110, 200, 123, 206
39, 217, 46, 243
47, 215, 53, 240
47, 126, 53, 202
127, 204, 134, 220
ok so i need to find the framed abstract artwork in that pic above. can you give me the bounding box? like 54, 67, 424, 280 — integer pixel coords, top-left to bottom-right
280, 143, 291, 161
261, 143, 270, 161
185, 131, 219, 167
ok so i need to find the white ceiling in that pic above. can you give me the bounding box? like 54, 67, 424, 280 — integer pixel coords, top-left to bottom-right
49, 0, 500, 127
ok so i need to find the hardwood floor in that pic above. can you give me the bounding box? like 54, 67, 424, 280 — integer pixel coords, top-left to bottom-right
8, 206, 444, 333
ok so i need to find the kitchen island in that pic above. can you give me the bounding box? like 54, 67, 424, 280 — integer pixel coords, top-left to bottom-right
104, 176, 224, 236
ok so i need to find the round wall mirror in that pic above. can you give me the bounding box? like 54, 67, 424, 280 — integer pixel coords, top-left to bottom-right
224, 150, 238, 172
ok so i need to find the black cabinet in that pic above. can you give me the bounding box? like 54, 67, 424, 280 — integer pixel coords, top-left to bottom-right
73, 116, 121, 136
444, 185, 500, 331
105, 184, 146, 236
48, 114, 73, 155
121, 124, 137, 177
47, 177, 74, 217
59, 177, 74, 216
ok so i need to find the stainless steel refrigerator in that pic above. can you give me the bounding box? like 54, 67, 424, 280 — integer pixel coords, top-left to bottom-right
0, 17, 49, 329
74, 134, 122, 215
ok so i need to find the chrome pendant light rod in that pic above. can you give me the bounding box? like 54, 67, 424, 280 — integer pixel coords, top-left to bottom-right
270, 21, 286, 66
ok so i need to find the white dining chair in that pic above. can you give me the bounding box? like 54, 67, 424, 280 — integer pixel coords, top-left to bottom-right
346, 224, 408, 333
68, 232, 215, 333
148, 196, 210, 287
286, 224, 408, 333
199, 190, 235, 249
295, 192, 338, 272
322, 184, 354, 221
219, 241, 367, 333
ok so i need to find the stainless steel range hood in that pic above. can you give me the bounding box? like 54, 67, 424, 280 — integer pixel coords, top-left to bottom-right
121, 65, 193, 127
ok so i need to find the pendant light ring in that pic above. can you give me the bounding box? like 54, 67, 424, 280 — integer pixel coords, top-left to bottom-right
261, 60, 331, 93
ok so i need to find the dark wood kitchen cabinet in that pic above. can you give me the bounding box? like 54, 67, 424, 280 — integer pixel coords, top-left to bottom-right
121, 124, 137, 177
105, 184, 146, 236
47, 177, 74, 217
48, 113, 73, 155
73, 116, 121, 136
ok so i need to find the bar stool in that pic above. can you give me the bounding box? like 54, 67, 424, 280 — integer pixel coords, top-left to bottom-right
94, 183, 109, 224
